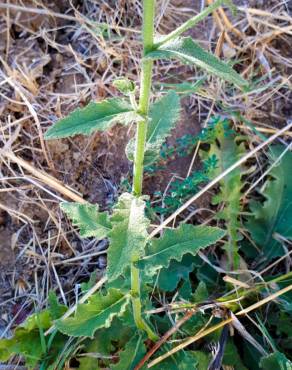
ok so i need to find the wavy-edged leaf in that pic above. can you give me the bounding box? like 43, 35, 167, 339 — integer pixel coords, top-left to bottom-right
55, 288, 130, 338
137, 224, 225, 276
107, 193, 150, 281
260, 351, 292, 370
61, 202, 111, 239
147, 37, 248, 88
246, 145, 292, 260
126, 91, 181, 165
111, 334, 146, 370
45, 99, 138, 139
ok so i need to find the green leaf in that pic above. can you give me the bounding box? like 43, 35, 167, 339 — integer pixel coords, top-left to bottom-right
55, 288, 130, 338
78, 357, 102, 370
113, 78, 136, 95
137, 224, 225, 276
0, 310, 65, 369
126, 91, 181, 165
45, 98, 138, 139
107, 193, 150, 281
48, 291, 67, 320
202, 120, 244, 269
61, 202, 111, 239
260, 351, 292, 370
192, 351, 211, 370
157, 254, 196, 292
246, 145, 292, 260
147, 37, 248, 88
151, 349, 198, 369
111, 334, 146, 370
223, 340, 249, 370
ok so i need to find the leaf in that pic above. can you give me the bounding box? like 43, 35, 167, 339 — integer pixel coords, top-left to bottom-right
107, 193, 150, 281
0, 310, 65, 369
147, 37, 248, 88
45, 98, 138, 139
192, 351, 211, 370
202, 121, 244, 269
126, 91, 181, 165
151, 349, 198, 369
246, 145, 292, 260
223, 340, 249, 370
111, 334, 146, 370
155, 79, 205, 96
137, 224, 225, 276
157, 254, 196, 292
55, 288, 130, 338
61, 202, 111, 239
83, 318, 133, 357
260, 351, 292, 370
48, 291, 67, 320
78, 357, 102, 370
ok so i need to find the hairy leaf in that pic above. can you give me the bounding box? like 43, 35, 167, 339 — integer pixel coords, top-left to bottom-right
126, 91, 181, 165
107, 193, 150, 281
246, 146, 292, 260
202, 121, 244, 269
137, 224, 225, 276
61, 202, 111, 239
45, 99, 138, 139
55, 289, 130, 338
111, 334, 146, 370
147, 37, 248, 88
260, 351, 292, 370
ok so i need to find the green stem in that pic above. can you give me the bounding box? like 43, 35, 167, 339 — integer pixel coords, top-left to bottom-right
154, 0, 225, 48
131, 0, 158, 341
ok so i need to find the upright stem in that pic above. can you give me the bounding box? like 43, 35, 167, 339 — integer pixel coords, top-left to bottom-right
131, 0, 158, 341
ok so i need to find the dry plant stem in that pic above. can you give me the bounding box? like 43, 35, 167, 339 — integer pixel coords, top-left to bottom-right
131, 0, 158, 341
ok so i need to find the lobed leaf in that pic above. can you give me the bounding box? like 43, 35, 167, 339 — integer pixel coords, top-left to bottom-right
126, 91, 181, 165
245, 146, 292, 260
260, 351, 292, 370
147, 37, 248, 88
55, 288, 130, 338
107, 193, 150, 281
61, 202, 111, 240
111, 334, 146, 370
202, 120, 245, 269
45, 98, 139, 139
137, 224, 225, 276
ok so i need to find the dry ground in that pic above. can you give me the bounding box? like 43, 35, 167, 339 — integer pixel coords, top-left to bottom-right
0, 0, 291, 345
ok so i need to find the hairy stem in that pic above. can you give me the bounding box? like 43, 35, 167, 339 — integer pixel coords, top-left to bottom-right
154, 0, 226, 48
131, 0, 158, 341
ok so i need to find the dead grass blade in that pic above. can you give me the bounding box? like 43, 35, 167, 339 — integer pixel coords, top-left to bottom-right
1, 151, 86, 203
147, 284, 292, 367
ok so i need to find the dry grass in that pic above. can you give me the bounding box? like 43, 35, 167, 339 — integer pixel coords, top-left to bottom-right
0, 0, 291, 367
